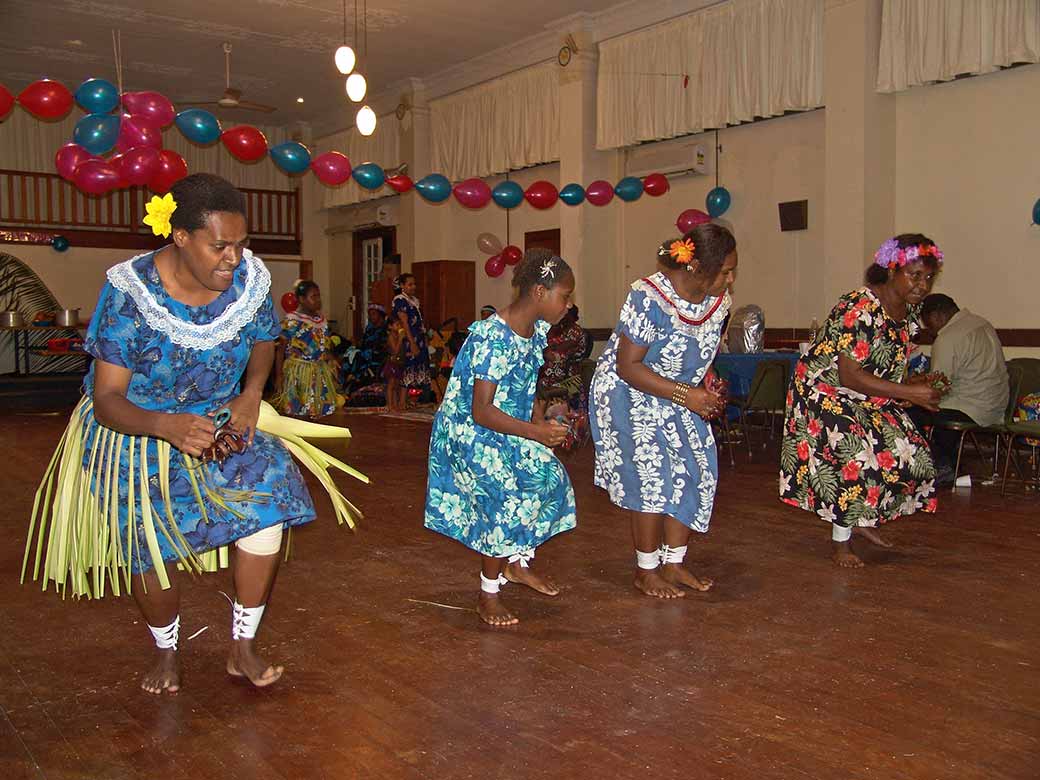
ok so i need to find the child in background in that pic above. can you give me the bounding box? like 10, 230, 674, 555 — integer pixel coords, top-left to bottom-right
424, 249, 576, 626
383, 319, 407, 412
272, 281, 340, 419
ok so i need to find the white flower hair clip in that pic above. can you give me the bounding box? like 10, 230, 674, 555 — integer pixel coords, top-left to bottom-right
540, 259, 557, 280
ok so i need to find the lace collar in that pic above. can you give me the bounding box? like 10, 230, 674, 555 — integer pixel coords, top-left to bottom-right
107, 248, 271, 351
393, 292, 421, 311
286, 310, 327, 326
637, 272, 731, 329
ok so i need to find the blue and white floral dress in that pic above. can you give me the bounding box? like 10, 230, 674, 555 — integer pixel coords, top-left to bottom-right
591, 273, 731, 532
25, 248, 317, 593
424, 316, 576, 559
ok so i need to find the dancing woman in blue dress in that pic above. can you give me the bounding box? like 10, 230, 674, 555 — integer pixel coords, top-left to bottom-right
425, 249, 576, 626
591, 224, 737, 599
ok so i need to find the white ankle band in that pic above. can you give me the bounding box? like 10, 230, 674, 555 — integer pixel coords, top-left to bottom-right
480, 572, 508, 594
148, 616, 180, 650
232, 601, 266, 641
832, 524, 852, 543
508, 549, 534, 568
660, 544, 688, 564
636, 549, 660, 570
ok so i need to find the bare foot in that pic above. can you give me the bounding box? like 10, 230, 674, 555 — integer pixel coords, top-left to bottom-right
853, 526, 893, 548
141, 648, 180, 695
227, 639, 284, 688
477, 592, 519, 626
832, 541, 865, 568
659, 562, 713, 592
634, 568, 686, 599
503, 562, 560, 596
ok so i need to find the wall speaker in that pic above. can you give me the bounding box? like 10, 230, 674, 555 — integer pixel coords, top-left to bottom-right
779, 200, 808, 231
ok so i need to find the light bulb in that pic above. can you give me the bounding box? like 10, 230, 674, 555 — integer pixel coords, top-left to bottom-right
346, 72, 367, 103
334, 46, 355, 75
356, 105, 377, 136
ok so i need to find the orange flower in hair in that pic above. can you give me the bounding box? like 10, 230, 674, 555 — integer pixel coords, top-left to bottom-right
669, 238, 696, 265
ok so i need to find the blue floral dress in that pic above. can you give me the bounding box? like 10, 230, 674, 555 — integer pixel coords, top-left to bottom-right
391, 293, 430, 389
424, 316, 576, 559
76, 249, 316, 574
591, 273, 731, 532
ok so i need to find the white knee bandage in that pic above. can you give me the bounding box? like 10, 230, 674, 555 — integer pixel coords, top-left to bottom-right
636, 549, 660, 570
148, 616, 180, 650
660, 544, 687, 565
832, 524, 852, 543
236, 524, 284, 556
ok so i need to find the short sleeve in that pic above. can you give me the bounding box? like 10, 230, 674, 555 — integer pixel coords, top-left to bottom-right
392, 297, 408, 318
470, 332, 511, 384
254, 295, 279, 341
823, 292, 879, 364
618, 289, 664, 347
83, 282, 141, 369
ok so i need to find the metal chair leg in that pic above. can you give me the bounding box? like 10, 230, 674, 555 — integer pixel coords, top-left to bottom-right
953, 431, 967, 484
1002, 434, 1015, 496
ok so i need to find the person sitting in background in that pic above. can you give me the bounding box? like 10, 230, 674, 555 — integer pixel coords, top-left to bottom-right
342, 303, 388, 392
912, 293, 1008, 485
479, 304, 497, 321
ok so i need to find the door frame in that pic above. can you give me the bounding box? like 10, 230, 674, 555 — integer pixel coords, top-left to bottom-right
351, 225, 396, 338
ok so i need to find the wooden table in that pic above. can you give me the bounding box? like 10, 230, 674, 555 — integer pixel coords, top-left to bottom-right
0, 324, 89, 375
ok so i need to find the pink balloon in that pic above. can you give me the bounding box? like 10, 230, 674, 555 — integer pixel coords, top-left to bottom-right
586, 179, 615, 206
119, 146, 160, 186
501, 245, 523, 266
121, 91, 175, 128
676, 208, 711, 234
310, 151, 352, 185
453, 178, 492, 209
485, 254, 506, 277
105, 152, 130, 188
55, 143, 95, 181
643, 172, 670, 197
73, 159, 121, 195
116, 114, 162, 153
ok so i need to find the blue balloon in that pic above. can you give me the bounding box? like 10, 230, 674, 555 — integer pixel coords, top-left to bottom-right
353, 162, 385, 191
270, 141, 312, 175
1033, 198, 1040, 225
416, 173, 452, 203
491, 180, 524, 209
73, 113, 120, 155
615, 176, 644, 203
51, 235, 70, 253
706, 186, 731, 218
559, 183, 586, 206
175, 109, 222, 145
74, 78, 119, 114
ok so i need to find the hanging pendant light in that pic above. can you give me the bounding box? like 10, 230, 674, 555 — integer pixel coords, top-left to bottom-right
334, 0, 355, 74
356, 105, 377, 136
346, 72, 367, 102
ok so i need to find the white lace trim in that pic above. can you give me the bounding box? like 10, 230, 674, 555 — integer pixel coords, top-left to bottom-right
634, 273, 732, 337
107, 248, 271, 351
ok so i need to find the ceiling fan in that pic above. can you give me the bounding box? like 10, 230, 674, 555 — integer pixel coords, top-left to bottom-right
181, 42, 277, 113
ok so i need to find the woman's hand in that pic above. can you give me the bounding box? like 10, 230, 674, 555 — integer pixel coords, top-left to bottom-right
158, 414, 217, 457
532, 417, 569, 448
215, 389, 262, 445
902, 382, 942, 412
685, 387, 725, 419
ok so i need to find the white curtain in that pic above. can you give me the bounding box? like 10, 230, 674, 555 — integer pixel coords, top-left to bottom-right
430, 61, 559, 180
315, 113, 402, 209
0, 109, 295, 190
596, 0, 823, 150
877, 0, 1040, 93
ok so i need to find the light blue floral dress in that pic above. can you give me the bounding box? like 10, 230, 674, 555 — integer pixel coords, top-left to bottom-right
424, 316, 576, 559
591, 273, 731, 532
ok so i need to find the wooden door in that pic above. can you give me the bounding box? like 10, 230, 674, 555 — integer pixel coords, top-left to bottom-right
412, 260, 476, 330
351, 226, 395, 338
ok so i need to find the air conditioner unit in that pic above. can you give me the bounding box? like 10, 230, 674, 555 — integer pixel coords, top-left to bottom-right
625, 138, 708, 179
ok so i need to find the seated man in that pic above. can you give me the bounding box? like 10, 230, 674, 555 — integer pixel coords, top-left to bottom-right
913, 294, 1008, 484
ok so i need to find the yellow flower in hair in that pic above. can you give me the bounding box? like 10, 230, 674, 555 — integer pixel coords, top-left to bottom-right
143, 193, 177, 238
669, 238, 695, 265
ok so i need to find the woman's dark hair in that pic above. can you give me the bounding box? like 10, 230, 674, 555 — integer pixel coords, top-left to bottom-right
393, 273, 414, 294
169, 173, 246, 232
659, 223, 736, 279
295, 280, 319, 298
865, 232, 939, 284
512, 248, 573, 296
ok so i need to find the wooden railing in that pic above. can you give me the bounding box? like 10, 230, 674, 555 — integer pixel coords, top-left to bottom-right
0, 169, 300, 253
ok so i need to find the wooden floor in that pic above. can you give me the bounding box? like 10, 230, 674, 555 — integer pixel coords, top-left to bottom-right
1, 408, 1038, 779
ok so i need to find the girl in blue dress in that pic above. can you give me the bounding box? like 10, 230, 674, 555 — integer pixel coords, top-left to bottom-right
591, 223, 737, 599
23, 175, 365, 695
425, 249, 575, 626
391, 273, 431, 394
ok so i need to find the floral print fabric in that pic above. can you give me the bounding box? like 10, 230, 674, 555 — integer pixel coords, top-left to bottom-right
779, 287, 937, 528
424, 316, 576, 558
391, 293, 430, 389
590, 273, 731, 532
276, 312, 339, 418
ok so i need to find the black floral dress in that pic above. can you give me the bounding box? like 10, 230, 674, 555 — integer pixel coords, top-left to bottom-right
779, 288, 937, 529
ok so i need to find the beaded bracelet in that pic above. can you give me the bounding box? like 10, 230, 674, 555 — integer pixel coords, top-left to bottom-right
671, 382, 691, 406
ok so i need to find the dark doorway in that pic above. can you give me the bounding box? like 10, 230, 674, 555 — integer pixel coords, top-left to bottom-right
351, 225, 396, 338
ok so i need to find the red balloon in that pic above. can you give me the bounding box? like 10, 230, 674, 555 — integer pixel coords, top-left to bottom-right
17, 79, 73, 121
148, 149, 188, 194
501, 245, 523, 266
221, 125, 268, 163
116, 114, 162, 153
281, 291, 299, 312
73, 159, 121, 195
54, 143, 95, 181
524, 180, 558, 210
386, 174, 414, 193
586, 179, 615, 206
676, 208, 711, 234
119, 146, 160, 187
310, 151, 352, 186
484, 254, 506, 278
105, 152, 130, 189
643, 173, 670, 197
0, 83, 14, 120
453, 178, 492, 209
121, 91, 175, 128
